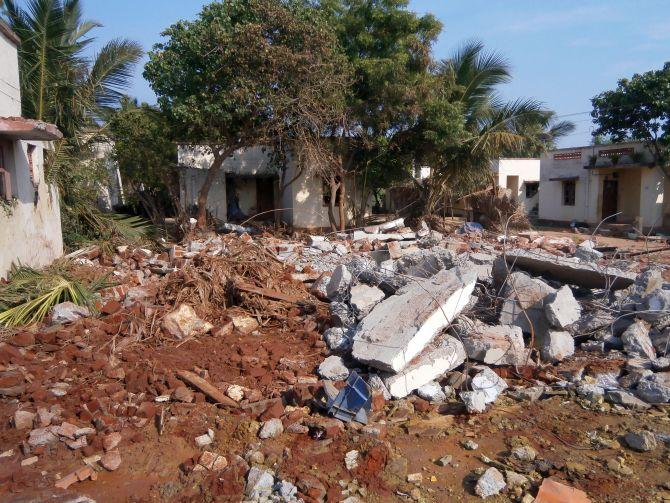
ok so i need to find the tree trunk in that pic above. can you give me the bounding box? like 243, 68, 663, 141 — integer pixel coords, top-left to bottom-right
196, 148, 230, 228
327, 179, 339, 233
338, 175, 346, 232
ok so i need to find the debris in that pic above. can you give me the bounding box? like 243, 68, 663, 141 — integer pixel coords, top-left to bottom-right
324, 327, 354, 353
624, 430, 658, 452
461, 323, 527, 366
503, 248, 635, 290
162, 304, 213, 339
539, 331, 575, 363
544, 285, 581, 329
51, 302, 90, 324
436, 455, 452, 467
344, 450, 359, 470
326, 264, 352, 300
349, 284, 385, 318
416, 381, 447, 402
474, 467, 506, 498
499, 272, 555, 335
460, 390, 488, 413
621, 320, 656, 360
28, 427, 58, 447
100, 450, 122, 471
318, 355, 350, 381
176, 370, 240, 408
103, 432, 122, 451
245, 466, 275, 500
510, 445, 537, 461
471, 367, 508, 403
352, 267, 476, 373
534, 478, 591, 503
461, 439, 479, 450
327, 371, 371, 423
195, 431, 214, 447
13, 410, 35, 429
21, 456, 38, 467
605, 390, 650, 410
636, 374, 670, 403
259, 418, 284, 439
382, 335, 466, 399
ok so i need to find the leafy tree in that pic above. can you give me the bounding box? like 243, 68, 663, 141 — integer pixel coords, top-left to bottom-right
144, 0, 351, 228
108, 97, 179, 225
591, 62, 670, 178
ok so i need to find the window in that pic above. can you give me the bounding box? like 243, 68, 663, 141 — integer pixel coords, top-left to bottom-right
562, 180, 576, 206
525, 182, 539, 199
0, 144, 12, 201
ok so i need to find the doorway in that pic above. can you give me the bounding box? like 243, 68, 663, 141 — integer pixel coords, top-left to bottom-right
602, 179, 618, 220
255, 178, 276, 219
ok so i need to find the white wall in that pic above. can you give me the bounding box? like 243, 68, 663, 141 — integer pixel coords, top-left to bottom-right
0, 31, 21, 116
492, 159, 540, 213
0, 141, 63, 278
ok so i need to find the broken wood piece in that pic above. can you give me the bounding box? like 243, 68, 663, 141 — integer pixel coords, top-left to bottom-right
235, 281, 302, 304
176, 370, 239, 408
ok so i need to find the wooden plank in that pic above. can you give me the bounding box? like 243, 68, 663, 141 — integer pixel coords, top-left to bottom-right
176, 370, 239, 408
235, 281, 302, 304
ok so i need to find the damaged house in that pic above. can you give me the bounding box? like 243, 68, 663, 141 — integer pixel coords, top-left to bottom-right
539, 141, 668, 231
0, 21, 63, 279
178, 145, 370, 229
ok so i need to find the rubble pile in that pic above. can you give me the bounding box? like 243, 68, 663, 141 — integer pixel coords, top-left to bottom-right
1, 220, 669, 501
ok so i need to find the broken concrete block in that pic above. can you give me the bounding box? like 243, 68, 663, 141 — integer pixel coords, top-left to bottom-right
636, 373, 670, 403
323, 327, 353, 354
605, 390, 650, 410
307, 235, 326, 245
100, 450, 122, 471
350, 284, 385, 318
230, 314, 259, 334
329, 302, 355, 328
394, 247, 456, 279
499, 272, 555, 335
28, 427, 58, 447
503, 248, 635, 290
379, 217, 405, 232
471, 367, 508, 403
381, 335, 466, 398
258, 418, 284, 439
13, 410, 35, 429
367, 374, 391, 400
624, 430, 657, 452
162, 304, 213, 339
475, 467, 506, 498
539, 330, 574, 362
621, 320, 655, 360
574, 239, 603, 262
51, 302, 90, 324
544, 285, 581, 329
318, 356, 349, 381
461, 324, 527, 366
416, 381, 446, 402
245, 466, 275, 500
352, 266, 476, 373
326, 264, 352, 300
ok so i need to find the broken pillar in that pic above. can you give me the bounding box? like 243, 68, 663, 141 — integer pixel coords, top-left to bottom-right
351, 266, 476, 373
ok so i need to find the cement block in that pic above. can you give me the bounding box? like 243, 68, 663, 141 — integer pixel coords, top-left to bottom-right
326, 265, 352, 300
352, 266, 476, 373
461, 324, 527, 366
544, 285, 581, 329
538, 330, 574, 362
350, 284, 385, 318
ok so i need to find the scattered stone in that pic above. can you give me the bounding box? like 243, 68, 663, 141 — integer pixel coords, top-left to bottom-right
460, 390, 488, 413
258, 418, 284, 440
576, 383, 605, 401
226, 384, 245, 402
621, 320, 656, 360
230, 314, 260, 334
534, 478, 591, 503
162, 304, 213, 339
416, 381, 447, 402
539, 330, 575, 362
103, 432, 122, 451
13, 410, 35, 429
499, 272, 555, 335
100, 449, 122, 471
574, 240, 603, 262
463, 323, 527, 366
352, 266, 476, 373
344, 450, 359, 470
21, 456, 38, 467
636, 374, 670, 403
508, 386, 545, 402
318, 356, 350, 381
406, 472, 423, 484
323, 326, 353, 353
471, 367, 508, 403
545, 285, 581, 329
461, 439, 479, 450
505, 470, 530, 489
172, 386, 194, 403
510, 445, 536, 462
605, 390, 650, 410
51, 302, 90, 324
245, 466, 275, 500
349, 284, 385, 317
28, 427, 58, 447
436, 455, 452, 467
475, 467, 506, 498
195, 433, 213, 448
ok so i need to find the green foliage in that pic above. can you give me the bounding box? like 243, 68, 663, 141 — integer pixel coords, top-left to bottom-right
591, 62, 670, 172
0, 262, 108, 327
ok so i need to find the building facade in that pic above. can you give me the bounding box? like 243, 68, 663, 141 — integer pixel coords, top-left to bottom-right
491, 159, 540, 215
178, 145, 369, 229
538, 141, 667, 231
0, 21, 63, 279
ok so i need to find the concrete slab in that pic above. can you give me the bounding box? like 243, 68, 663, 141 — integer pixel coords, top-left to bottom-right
352, 266, 476, 373
503, 248, 635, 290
381, 334, 466, 398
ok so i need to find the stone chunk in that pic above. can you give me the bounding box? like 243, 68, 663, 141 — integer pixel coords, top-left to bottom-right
326, 265, 352, 300
475, 467, 506, 498
323, 327, 353, 354
460, 390, 487, 413
499, 272, 555, 335
503, 248, 635, 290
624, 430, 657, 452
621, 320, 655, 360
245, 466, 275, 500
100, 449, 122, 471
416, 381, 447, 402
51, 302, 90, 324
318, 356, 349, 381
258, 418, 284, 439
605, 390, 650, 410
539, 330, 574, 362
471, 367, 508, 403
103, 432, 122, 451
534, 478, 591, 503
636, 374, 670, 403
462, 324, 527, 366
544, 285, 581, 329
28, 427, 58, 447
352, 267, 476, 373
574, 239, 603, 262
162, 304, 213, 339
382, 335, 466, 398
350, 284, 385, 317
13, 410, 35, 429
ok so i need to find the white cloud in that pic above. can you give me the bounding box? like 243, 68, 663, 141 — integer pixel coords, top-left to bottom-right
500, 5, 618, 33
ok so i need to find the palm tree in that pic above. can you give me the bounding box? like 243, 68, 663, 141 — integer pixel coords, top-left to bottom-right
425, 41, 574, 209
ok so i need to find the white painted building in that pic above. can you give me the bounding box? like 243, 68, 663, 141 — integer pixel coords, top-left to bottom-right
538, 141, 667, 231
0, 21, 63, 279
178, 145, 369, 229
491, 158, 540, 214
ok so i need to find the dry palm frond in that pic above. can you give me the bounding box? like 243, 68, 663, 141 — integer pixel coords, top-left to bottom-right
0, 262, 109, 328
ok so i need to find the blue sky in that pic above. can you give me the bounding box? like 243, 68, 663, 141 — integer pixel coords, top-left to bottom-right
82, 0, 669, 148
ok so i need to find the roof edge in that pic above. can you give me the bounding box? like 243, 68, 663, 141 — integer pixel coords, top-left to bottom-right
0, 20, 21, 47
